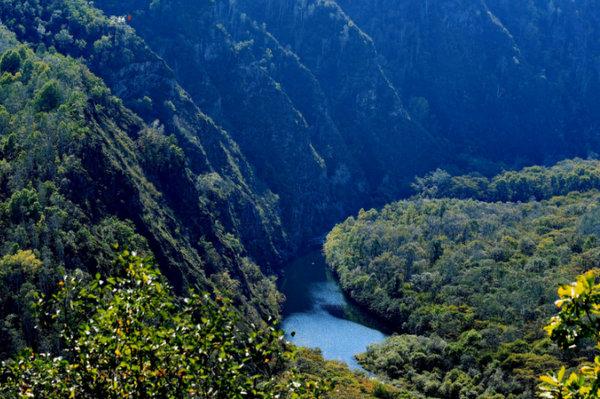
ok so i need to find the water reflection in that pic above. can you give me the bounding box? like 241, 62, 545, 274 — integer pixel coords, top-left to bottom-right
281, 251, 387, 370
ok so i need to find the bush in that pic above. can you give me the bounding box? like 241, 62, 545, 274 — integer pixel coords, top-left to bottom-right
539, 270, 600, 398
0, 250, 329, 398
373, 382, 399, 399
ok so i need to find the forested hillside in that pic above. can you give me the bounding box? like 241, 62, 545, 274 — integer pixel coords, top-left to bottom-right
0, 0, 290, 269
2, 0, 599, 261
338, 0, 600, 172
413, 159, 600, 202
0, 17, 395, 398
325, 162, 600, 398
0, 25, 284, 358
0, 0, 599, 396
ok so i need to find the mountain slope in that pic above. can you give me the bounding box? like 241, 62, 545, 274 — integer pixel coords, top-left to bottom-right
0, 0, 288, 268
235, 0, 444, 199
0, 25, 280, 356
337, 0, 600, 172
5, 0, 597, 259
96, 0, 368, 248
325, 161, 600, 398
94, 0, 443, 241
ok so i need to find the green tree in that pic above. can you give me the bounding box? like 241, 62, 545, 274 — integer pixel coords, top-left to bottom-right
33, 80, 63, 112
0, 250, 43, 356
0, 250, 328, 398
539, 270, 600, 398
0, 49, 21, 74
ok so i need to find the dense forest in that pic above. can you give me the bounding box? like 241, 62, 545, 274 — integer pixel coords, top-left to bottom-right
325, 162, 600, 398
0, 22, 397, 397
0, 0, 599, 397
412, 160, 600, 203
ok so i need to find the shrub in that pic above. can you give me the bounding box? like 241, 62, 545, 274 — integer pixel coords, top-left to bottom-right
539, 270, 600, 398
0, 250, 329, 398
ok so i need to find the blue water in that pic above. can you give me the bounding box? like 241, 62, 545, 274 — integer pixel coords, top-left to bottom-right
280, 251, 387, 370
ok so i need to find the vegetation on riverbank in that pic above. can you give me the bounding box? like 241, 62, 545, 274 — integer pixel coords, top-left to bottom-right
325, 161, 600, 398
0, 250, 324, 398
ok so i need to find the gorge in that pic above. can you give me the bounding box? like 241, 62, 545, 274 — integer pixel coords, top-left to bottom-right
0, 0, 599, 398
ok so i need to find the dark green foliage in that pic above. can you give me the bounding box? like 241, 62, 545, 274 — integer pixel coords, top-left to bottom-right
0, 250, 43, 358
291, 347, 400, 399
325, 164, 600, 398
413, 160, 600, 202
0, 48, 20, 74
578, 206, 600, 239
33, 80, 63, 112
5, 187, 41, 222
136, 128, 185, 180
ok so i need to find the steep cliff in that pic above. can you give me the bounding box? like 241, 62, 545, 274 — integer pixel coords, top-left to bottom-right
0, 23, 282, 355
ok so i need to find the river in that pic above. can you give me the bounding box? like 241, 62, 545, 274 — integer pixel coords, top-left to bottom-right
280, 250, 387, 370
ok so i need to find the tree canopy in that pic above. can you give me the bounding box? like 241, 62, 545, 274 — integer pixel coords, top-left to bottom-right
326, 162, 600, 398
